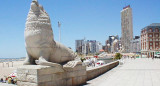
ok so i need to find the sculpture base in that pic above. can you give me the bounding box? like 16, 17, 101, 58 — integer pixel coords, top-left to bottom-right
17, 61, 86, 86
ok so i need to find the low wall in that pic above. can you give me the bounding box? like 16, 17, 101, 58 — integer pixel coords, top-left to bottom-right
87, 61, 119, 80
17, 61, 119, 86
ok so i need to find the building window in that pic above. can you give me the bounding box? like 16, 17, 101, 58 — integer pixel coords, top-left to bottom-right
157, 47, 159, 50
156, 43, 158, 45
150, 39, 152, 41
150, 43, 152, 45
156, 39, 159, 41
156, 28, 159, 32
155, 34, 159, 37
149, 28, 152, 32
149, 34, 152, 37
150, 47, 152, 49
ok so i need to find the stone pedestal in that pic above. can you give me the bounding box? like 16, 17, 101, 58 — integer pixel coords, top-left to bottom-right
17, 61, 86, 86
17, 65, 65, 86
64, 61, 87, 86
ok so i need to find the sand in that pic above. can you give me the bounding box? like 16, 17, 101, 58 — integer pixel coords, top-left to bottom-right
0, 61, 24, 79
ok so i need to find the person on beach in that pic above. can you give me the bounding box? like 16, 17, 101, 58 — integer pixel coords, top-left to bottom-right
5, 77, 8, 83
11, 78, 14, 84
8, 77, 12, 84
0, 78, 3, 82
13, 78, 17, 84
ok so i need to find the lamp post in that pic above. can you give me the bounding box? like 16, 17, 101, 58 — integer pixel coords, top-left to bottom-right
2, 62, 4, 67
11, 61, 13, 67
58, 21, 61, 42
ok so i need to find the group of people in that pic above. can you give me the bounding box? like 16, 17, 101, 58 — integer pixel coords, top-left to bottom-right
83, 57, 97, 67
123, 55, 136, 59
0, 77, 17, 84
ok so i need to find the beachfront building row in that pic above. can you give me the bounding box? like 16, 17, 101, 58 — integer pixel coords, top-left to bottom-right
75, 39, 103, 55
105, 35, 120, 53
130, 36, 141, 54
141, 23, 160, 58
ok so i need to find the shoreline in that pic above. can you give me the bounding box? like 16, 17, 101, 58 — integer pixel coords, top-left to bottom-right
0, 58, 25, 63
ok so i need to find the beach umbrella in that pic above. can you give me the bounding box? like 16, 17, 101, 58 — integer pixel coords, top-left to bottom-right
9, 73, 17, 77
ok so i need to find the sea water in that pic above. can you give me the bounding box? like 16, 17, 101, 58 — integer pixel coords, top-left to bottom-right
0, 58, 25, 62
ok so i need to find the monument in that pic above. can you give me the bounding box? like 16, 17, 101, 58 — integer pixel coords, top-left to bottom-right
17, 0, 86, 86
24, 0, 76, 67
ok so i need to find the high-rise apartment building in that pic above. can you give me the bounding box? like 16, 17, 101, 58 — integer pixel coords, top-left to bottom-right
75, 39, 85, 54
121, 5, 133, 53
96, 41, 103, 53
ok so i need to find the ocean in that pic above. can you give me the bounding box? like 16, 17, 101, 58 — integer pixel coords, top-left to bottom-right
0, 58, 25, 62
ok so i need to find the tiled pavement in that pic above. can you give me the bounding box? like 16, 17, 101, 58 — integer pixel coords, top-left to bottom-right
84, 58, 160, 86
0, 83, 16, 86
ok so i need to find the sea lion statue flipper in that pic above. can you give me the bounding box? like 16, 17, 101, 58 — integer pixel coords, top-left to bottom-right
35, 56, 62, 68
23, 54, 33, 65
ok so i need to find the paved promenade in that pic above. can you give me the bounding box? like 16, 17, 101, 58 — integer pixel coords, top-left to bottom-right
84, 58, 160, 86
0, 83, 16, 86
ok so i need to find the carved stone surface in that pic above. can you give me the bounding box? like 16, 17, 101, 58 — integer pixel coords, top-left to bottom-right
17, 61, 87, 86
63, 61, 82, 68
24, 0, 76, 66
17, 65, 65, 86
63, 61, 87, 86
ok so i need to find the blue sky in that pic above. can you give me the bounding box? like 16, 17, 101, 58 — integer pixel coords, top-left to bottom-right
0, 0, 160, 58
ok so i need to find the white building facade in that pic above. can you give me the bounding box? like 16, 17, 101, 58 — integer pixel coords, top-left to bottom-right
96, 42, 103, 53
75, 39, 103, 54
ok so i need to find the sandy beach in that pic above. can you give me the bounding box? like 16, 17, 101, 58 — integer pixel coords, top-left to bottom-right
0, 60, 24, 79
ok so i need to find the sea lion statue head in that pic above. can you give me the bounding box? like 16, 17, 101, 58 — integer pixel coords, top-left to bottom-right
31, 0, 39, 11
25, 0, 54, 48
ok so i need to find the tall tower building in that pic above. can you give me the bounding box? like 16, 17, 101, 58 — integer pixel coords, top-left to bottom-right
121, 5, 133, 53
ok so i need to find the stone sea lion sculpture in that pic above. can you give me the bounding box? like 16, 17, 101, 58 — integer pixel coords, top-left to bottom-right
24, 0, 76, 67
